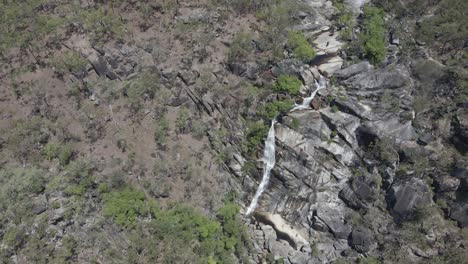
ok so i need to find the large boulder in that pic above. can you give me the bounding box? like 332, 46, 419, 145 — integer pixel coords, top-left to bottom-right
453, 108, 468, 153
343, 67, 410, 91
361, 118, 417, 142
339, 176, 376, 210
387, 178, 432, 221
334, 61, 374, 79
350, 227, 375, 253
450, 204, 468, 228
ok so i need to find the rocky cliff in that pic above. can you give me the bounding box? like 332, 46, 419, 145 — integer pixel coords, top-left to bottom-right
0, 0, 466, 263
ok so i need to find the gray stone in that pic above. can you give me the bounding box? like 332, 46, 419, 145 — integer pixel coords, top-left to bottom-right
333, 61, 374, 79
315, 208, 351, 239
361, 118, 417, 142
32, 196, 47, 215
91, 56, 119, 80
300, 69, 315, 86
435, 175, 460, 192
450, 204, 468, 227
178, 70, 199, 86
50, 208, 65, 224
387, 178, 432, 220
271, 59, 303, 77
289, 251, 313, 264
453, 108, 468, 152
350, 228, 375, 253
417, 132, 433, 146
343, 67, 410, 90
261, 224, 277, 242
269, 240, 294, 258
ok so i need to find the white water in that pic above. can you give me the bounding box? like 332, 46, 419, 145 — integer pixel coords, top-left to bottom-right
245, 119, 277, 216
245, 76, 327, 216
290, 75, 327, 112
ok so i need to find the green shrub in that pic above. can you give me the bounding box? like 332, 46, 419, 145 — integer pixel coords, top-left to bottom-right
64, 160, 94, 196
176, 107, 190, 134
274, 75, 302, 95
58, 144, 74, 166
42, 143, 74, 165
43, 143, 60, 160
331, 105, 339, 113
287, 31, 316, 62
51, 51, 88, 77
103, 188, 147, 228
260, 99, 293, 119
191, 120, 207, 139
245, 121, 269, 153
290, 117, 300, 130
332, 0, 354, 40
154, 115, 170, 146
359, 5, 386, 64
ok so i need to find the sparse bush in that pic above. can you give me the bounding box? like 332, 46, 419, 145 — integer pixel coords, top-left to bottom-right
0, 0, 63, 57
331, 105, 339, 113
274, 75, 302, 95
290, 117, 300, 130
228, 32, 253, 62
176, 107, 190, 134
287, 31, 316, 62
191, 120, 207, 139
154, 115, 170, 146
52, 51, 88, 76
7, 117, 49, 161
82, 7, 126, 44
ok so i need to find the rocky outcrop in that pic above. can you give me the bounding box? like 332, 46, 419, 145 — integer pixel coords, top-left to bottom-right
350, 227, 375, 253
387, 178, 432, 221
334, 61, 374, 79
453, 108, 468, 153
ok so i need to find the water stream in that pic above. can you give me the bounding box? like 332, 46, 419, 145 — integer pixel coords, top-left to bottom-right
246, 75, 327, 215
245, 119, 277, 216
291, 75, 327, 112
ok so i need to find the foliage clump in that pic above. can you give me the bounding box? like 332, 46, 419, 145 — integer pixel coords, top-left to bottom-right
154, 114, 170, 146
274, 75, 302, 95
103, 188, 147, 228
43, 143, 74, 166
260, 99, 293, 119
228, 32, 253, 63
287, 31, 316, 62
359, 5, 386, 64
245, 121, 269, 154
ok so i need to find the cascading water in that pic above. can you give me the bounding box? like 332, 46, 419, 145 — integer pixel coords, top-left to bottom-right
245, 119, 277, 216
245, 75, 327, 216
290, 75, 327, 112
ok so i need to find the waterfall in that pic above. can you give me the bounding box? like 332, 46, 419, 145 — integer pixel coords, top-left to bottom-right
245, 76, 327, 216
245, 119, 277, 216
290, 75, 327, 112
